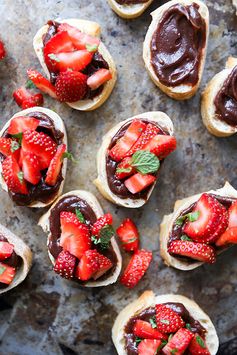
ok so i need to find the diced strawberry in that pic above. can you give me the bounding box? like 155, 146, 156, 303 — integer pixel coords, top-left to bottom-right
0, 40, 6, 60
60, 211, 91, 259
75, 250, 100, 281
27, 69, 57, 98
116, 218, 139, 252
55, 70, 88, 102
0, 242, 14, 260
13, 86, 43, 109
115, 157, 135, 180
45, 144, 66, 186
189, 334, 211, 355
53, 250, 76, 279
0, 138, 20, 158
21, 93, 44, 109
22, 130, 57, 170
133, 320, 167, 340
8, 116, 39, 135
58, 23, 100, 50
168, 240, 216, 264
0, 262, 15, 284
228, 200, 237, 228
155, 304, 185, 334
92, 253, 113, 280
120, 249, 152, 288
109, 120, 147, 162
91, 213, 113, 237
21, 151, 41, 185
144, 135, 177, 160
162, 328, 194, 355
124, 173, 156, 194
2, 155, 28, 194
215, 227, 237, 247
137, 339, 161, 355
49, 50, 93, 72
87, 69, 112, 90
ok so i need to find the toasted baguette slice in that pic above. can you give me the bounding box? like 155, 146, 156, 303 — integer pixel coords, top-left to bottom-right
143, 0, 209, 100
38, 190, 122, 287
201, 57, 237, 137
94, 111, 174, 208
160, 181, 237, 271
0, 107, 67, 208
33, 19, 117, 111
0, 224, 32, 295
107, 0, 154, 19
112, 290, 219, 355
233, 0, 237, 13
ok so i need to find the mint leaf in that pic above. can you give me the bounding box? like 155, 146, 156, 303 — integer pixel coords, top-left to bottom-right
11, 132, 23, 145
131, 150, 160, 175
135, 337, 142, 345
149, 317, 157, 328
62, 152, 77, 163
168, 334, 173, 342
116, 167, 132, 174
86, 43, 98, 52
122, 237, 137, 245
25, 79, 36, 89
157, 340, 168, 352
181, 235, 192, 241
186, 323, 192, 331
17, 171, 24, 184
75, 209, 85, 223
196, 335, 206, 348
0, 265, 6, 275
48, 53, 60, 62
11, 141, 20, 153
176, 211, 200, 226
91, 235, 100, 244
171, 350, 178, 355
99, 225, 115, 249
160, 319, 170, 325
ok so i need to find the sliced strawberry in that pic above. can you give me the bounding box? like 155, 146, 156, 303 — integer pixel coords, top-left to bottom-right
109, 120, 147, 162
53, 250, 76, 279
155, 304, 185, 334
21, 93, 44, 109
91, 213, 113, 237
92, 253, 113, 280
116, 218, 139, 252
55, 70, 88, 102
137, 339, 161, 355
87, 69, 112, 90
27, 69, 57, 98
49, 50, 93, 72
58, 23, 100, 50
168, 240, 216, 264
120, 249, 152, 288
0, 242, 14, 260
144, 135, 177, 160
60, 211, 91, 259
162, 328, 194, 355
0, 40, 6, 60
45, 144, 66, 186
215, 227, 237, 247
2, 155, 28, 194
124, 173, 156, 194
0, 263, 15, 284
21, 151, 41, 185
0, 138, 20, 159
75, 250, 100, 281
133, 320, 167, 340
189, 334, 211, 355
22, 130, 57, 170
13, 87, 41, 108
115, 157, 135, 180
8, 116, 39, 135
228, 200, 237, 228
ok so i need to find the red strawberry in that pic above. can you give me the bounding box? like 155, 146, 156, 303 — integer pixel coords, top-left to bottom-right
155, 304, 185, 334
116, 218, 139, 252
168, 240, 216, 264
215, 227, 237, 247
91, 213, 113, 237
22, 130, 57, 170
133, 320, 167, 340
0, 263, 15, 284
21, 151, 41, 185
60, 211, 91, 259
228, 200, 237, 228
45, 144, 66, 186
27, 69, 57, 98
109, 120, 147, 162
49, 50, 93, 72
87, 69, 112, 90
2, 155, 28, 194
8, 116, 39, 135
55, 70, 88, 102
137, 339, 161, 355
13, 87, 30, 107
75, 250, 100, 281
0, 40, 6, 60
189, 334, 211, 355
53, 250, 76, 279
92, 253, 113, 280
13, 87, 43, 109
0, 242, 14, 260
124, 173, 156, 194
144, 135, 177, 159
0, 138, 20, 159
115, 157, 135, 180
120, 249, 152, 288
21, 93, 44, 109
162, 328, 194, 355
58, 23, 100, 50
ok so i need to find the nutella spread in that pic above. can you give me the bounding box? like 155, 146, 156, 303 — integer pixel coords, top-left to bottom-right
115, 0, 149, 4
0, 235, 21, 288
214, 66, 237, 127
151, 3, 206, 87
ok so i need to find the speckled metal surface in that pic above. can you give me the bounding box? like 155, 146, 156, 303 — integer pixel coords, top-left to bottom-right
0, 0, 237, 354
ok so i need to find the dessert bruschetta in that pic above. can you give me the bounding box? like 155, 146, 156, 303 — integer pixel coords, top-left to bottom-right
107, 0, 154, 19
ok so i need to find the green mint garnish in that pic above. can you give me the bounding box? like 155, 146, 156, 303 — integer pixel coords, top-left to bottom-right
149, 316, 157, 328
11, 141, 20, 153
91, 225, 115, 250
25, 79, 36, 89
122, 237, 137, 245
196, 335, 206, 348
157, 340, 168, 352
62, 152, 77, 163
135, 337, 142, 345
131, 150, 160, 175
11, 132, 23, 145
17, 171, 24, 184
171, 349, 178, 355
186, 323, 192, 331
91, 235, 100, 244
168, 334, 173, 342
86, 43, 98, 52
181, 235, 192, 241
175, 211, 200, 226
48, 53, 60, 62
160, 319, 170, 325
0, 265, 6, 275
75, 209, 85, 223
116, 167, 132, 174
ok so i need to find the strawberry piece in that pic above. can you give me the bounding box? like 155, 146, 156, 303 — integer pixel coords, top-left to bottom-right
120, 249, 152, 288
115, 157, 135, 180
53, 250, 76, 279
0, 138, 20, 158
22, 130, 57, 170
2, 155, 28, 194
75, 250, 100, 281
0, 262, 15, 284
133, 320, 167, 340
13, 87, 43, 109
50, 50, 93, 72
8, 116, 39, 135
21, 151, 41, 185
228, 200, 237, 228
168, 240, 216, 263
144, 135, 177, 160
0, 242, 14, 260
155, 304, 185, 334
27, 69, 57, 98
60, 211, 91, 259
109, 120, 147, 162
45, 144, 66, 186
189, 334, 211, 355
91, 213, 113, 237
87, 69, 112, 90
55, 70, 88, 102
215, 227, 237, 247
116, 218, 139, 252
124, 173, 156, 194
21, 93, 43, 109
162, 328, 194, 355
92, 253, 113, 280
0, 40, 6, 60
58, 23, 100, 50
13, 87, 30, 107
137, 339, 161, 355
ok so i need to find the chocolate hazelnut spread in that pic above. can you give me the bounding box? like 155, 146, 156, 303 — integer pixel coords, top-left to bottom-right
48, 195, 117, 283
214, 66, 237, 127
124, 303, 206, 355
0, 235, 21, 288
150, 3, 206, 87
115, 0, 149, 4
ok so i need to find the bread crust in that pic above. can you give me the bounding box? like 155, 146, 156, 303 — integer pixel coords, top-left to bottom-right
0, 107, 67, 208
107, 0, 154, 19
143, 0, 209, 100
160, 182, 237, 271
33, 19, 117, 111
0, 224, 32, 295
38, 190, 122, 287
112, 290, 219, 355
94, 111, 174, 208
